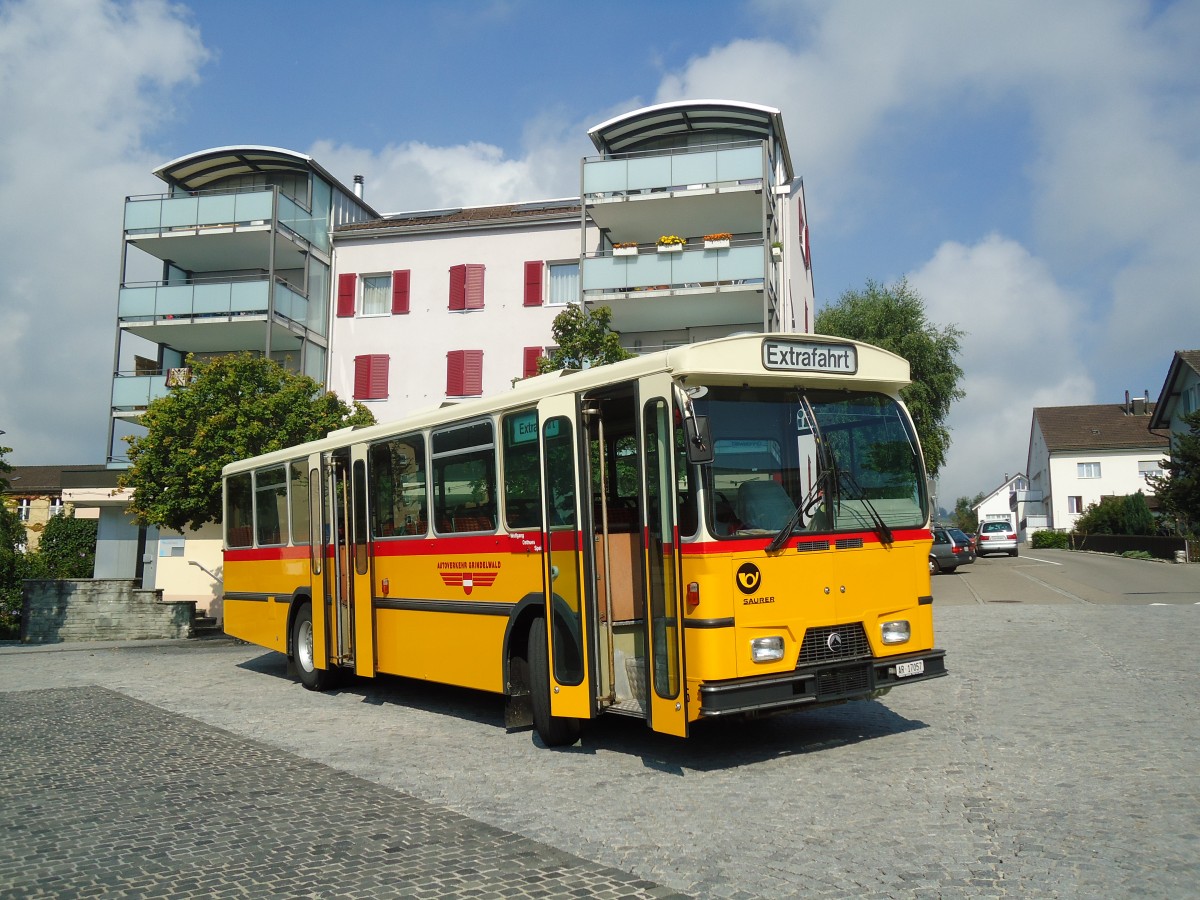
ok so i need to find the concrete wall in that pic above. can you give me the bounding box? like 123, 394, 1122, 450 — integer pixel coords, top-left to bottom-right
20, 579, 195, 644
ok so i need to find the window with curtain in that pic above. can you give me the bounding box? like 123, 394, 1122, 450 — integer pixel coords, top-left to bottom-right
547, 263, 579, 305
361, 274, 391, 316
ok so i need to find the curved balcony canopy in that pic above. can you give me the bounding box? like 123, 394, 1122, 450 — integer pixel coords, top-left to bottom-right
153, 146, 376, 216
587, 99, 793, 182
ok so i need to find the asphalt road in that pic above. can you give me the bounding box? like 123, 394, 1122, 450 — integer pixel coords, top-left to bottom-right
2, 549, 1197, 898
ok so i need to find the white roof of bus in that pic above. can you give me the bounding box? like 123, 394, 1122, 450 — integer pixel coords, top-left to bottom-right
222, 333, 911, 476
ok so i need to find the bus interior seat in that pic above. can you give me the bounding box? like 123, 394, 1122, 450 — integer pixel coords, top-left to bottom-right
736, 480, 795, 531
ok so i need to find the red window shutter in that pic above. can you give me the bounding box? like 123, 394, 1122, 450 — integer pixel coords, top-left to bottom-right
354, 354, 389, 400
803, 223, 811, 270
463, 350, 483, 395
523, 261, 543, 307
449, 265, 466, 310
465, 264, 485, 309
391, 270, 410, 314
523, 346, 542, 378
446, 350, 465, 396
337, 273, 357, 317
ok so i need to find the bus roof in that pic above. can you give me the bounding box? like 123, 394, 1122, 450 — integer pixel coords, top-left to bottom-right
222, 333, 911, 476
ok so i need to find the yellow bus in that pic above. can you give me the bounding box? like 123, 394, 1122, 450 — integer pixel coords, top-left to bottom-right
222, 333, 946, 745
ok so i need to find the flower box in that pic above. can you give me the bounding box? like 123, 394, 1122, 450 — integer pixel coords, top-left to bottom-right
771, 245, 783, 261
703, 238, 730, 250
657, 244, 683, 254
613, 246, 638, 257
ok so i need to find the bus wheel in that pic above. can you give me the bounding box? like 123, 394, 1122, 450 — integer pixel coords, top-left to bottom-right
527, 614, 580, 748
291, 602, 330, 692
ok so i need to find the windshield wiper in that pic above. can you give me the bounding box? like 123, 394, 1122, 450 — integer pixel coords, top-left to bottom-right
766, 475, 827, 552
836, 471, 894, 545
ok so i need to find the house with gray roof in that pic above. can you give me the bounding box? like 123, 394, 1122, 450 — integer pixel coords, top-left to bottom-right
1025, 394, 1170, 530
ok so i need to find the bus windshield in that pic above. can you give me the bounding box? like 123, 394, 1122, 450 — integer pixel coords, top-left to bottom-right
695, 386, 927, 538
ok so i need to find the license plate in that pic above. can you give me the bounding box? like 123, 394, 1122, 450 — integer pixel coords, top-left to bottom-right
895, 660, 924, 678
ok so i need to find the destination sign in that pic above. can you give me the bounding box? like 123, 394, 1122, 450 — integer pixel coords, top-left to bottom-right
761, 339, 858, 374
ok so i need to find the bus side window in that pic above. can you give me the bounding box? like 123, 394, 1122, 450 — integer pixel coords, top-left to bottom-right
254, 465, 288, 546
432, 420, 496, 533
225, 472, 253, 548
370, 435, 428, 537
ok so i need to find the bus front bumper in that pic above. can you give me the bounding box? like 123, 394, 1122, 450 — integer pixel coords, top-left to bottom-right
696, 649, 948, 718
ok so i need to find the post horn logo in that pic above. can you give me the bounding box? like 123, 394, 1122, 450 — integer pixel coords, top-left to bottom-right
736, 563, 762, 595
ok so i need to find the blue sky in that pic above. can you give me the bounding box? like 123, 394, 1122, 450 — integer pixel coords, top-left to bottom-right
1, 0, 1197, 508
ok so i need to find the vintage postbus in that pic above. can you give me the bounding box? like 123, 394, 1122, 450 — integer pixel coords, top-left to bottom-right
221, 334, 947, 745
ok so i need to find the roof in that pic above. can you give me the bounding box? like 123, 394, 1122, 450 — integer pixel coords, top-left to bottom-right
971, 473, 1027, 511
587, 100, 793, 182
153, 146, 378, 217
335, 199, 580, 235
3, 465, 108, 495
1149, 349, 1200, 429
1032, 403, 1169, 453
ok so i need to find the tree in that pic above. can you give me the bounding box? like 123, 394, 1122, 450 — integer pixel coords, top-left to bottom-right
0, 439, 12, 491
0, 499, 26, 639
814, 278, 965, 476
33, 515, 98, 579
120, 354, 375, 532
950, 492, 985, 532
536, 305, 633, 374
1072, 492, 1156, 536
1148, 408, 1200, 536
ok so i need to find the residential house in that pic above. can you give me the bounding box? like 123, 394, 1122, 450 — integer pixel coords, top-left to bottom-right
971, 473, 1029, 531
2, 465, 104, 551
1025, 394, 1170, 531
1149, 349, 1200, 439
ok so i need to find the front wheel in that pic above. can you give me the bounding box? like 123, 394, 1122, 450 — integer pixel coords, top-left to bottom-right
291, 602, 331, 691
527, 615, 580, 747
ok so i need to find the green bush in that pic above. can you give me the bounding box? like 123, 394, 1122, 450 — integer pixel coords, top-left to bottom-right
1120, 550, 1154, 560
1031, 530, 1069, 549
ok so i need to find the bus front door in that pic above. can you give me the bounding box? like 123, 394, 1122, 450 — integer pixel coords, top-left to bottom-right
640, 378, 688, 737
325, 452, 355, 668
537, 396, 593, 724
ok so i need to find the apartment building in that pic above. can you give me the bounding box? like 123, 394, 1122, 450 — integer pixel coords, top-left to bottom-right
326, 100, 814, 422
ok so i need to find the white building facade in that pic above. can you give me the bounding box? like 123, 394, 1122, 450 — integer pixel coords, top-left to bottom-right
1026, 397, 1170, 531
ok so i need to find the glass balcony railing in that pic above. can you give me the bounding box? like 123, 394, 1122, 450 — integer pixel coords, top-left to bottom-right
583, 142, 767, 197
118, 277, 309, 328
110, 374, 171, 411
582, 244, 765, 294
124, 189, 275, 234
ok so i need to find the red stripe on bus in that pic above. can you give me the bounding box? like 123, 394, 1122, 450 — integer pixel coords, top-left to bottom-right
224, 545, 311, 562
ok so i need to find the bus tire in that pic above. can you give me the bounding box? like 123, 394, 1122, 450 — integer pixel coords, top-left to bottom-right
291, 602, 331, 692
527, 614, 580, 748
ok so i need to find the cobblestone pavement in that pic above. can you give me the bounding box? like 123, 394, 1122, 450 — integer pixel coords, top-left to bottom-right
2, 601, 1199, 898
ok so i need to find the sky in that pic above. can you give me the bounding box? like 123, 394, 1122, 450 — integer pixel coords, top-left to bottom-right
1, 0, 1197, 510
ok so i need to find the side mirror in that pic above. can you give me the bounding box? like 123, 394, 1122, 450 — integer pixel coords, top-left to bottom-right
684, 416, 714, 465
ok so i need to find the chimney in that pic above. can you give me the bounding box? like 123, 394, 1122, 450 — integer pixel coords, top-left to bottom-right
353, 174, 364, 200
1125, 390, 1131, 414
1131, 390, 1146, 417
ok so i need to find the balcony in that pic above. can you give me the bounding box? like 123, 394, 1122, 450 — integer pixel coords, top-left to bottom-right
582, 243, 767, 333
110, 373, 172, 414
123, 188, 316, 272
583, 142, 771, 239
117, 277, 314, 352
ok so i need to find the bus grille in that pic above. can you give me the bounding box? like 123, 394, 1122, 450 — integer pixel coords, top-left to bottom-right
817, 665, 872, 698
798, 623, 872, 666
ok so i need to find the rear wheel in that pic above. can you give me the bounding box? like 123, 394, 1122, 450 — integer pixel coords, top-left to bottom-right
291, 602, 331, 691
929, 556, 941, 575
1011, 547, 1019, 557
527, 614, 580, 747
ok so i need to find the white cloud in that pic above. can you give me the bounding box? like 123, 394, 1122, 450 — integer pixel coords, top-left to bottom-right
910, 235, 1095, 505
0, 0, 209, 463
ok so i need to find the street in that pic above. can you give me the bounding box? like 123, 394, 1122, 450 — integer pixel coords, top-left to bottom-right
1, 550, 1198, 898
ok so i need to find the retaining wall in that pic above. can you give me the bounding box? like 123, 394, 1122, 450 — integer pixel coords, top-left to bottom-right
20, 579, 196, 644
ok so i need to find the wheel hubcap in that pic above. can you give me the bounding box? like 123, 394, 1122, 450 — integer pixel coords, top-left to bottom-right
297, 620, 314, 672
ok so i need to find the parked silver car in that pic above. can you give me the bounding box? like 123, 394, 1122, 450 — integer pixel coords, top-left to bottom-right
930, 525, 969, 574
977, 520, 1019, 557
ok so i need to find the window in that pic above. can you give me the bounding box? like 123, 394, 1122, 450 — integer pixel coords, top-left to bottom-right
225, 473, 253, 547
354, 354, 389, 400
16, 498, 31, 522
1138, 460, 1163, 480
1068, 496, 1084, 514
449, 263, 485, 310
289, 460, 310, 546
446, 350, 483, 397
547, 262, 579, 306
523, 261, 543, 307
369, 434, 427, 537
255, 465, 288, 546
50, 497, 64, 517
502, 409, 541, 529
522, 347, 543, 379
432, 420, 496, 533
361, 274, 391, 316
1077, 462, 1101, 479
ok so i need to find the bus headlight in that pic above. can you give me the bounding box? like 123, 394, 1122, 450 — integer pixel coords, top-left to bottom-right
881, 620, 910, 644
751, 636, 785, 663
